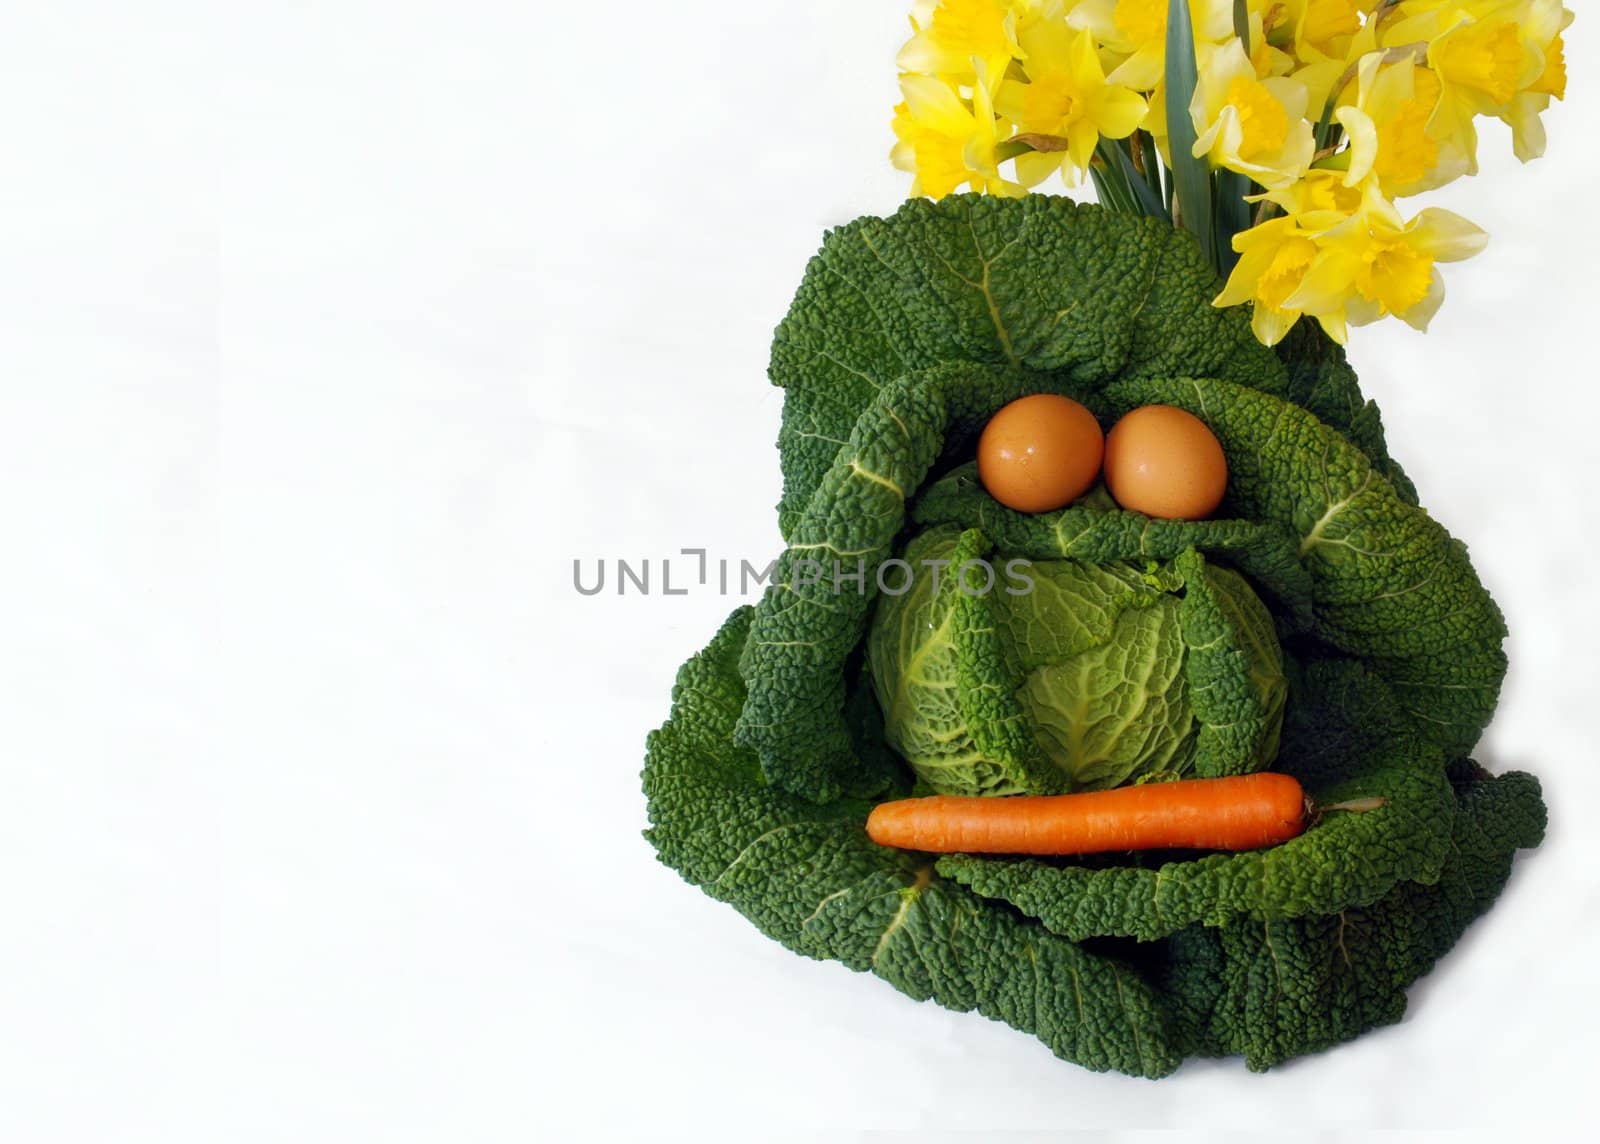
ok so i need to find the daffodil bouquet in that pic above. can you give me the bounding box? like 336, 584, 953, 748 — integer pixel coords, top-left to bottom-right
891, 0, 1570, 345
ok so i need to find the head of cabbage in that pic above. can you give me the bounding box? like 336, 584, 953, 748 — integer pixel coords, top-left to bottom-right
867, 523, 1287, 797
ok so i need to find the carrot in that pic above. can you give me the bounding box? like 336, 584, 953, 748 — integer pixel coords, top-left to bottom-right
865, 773, 1316, 855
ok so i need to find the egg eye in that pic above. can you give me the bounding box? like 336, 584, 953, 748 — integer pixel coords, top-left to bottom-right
977, 395, 1105, 514
1103, 405, 1228, 521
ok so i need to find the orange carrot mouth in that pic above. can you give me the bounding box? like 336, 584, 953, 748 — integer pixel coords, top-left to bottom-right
866, 773, 1314, 855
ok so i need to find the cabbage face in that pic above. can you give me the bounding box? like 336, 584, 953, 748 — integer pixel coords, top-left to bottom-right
867, 523, 1286, 796
644, 197, 1540, 1076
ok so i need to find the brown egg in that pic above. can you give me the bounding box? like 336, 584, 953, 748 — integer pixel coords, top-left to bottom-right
977, 394, 1105, 514
1104, 405, 1228, 520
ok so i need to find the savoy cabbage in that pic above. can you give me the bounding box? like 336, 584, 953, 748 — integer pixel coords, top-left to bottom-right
867, 527, 1285, 795
641, 195, 1543, 1075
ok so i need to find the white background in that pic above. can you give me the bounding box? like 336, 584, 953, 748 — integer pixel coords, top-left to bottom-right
1, 2, 1597, 1141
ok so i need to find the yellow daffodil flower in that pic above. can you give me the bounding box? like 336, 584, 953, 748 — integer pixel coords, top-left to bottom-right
1335, 53, 1470, 195
1277, 0, 1366, 64
995, 21, 1150, 186
891, 72, 1025, 199
1277, 0, 1374, 114
1217, 170, 1367, 348
1379, 2, 1547, 171
1095, 0, 1242, 90
1430, 13, 1534, 107
1285, 181, 1488, 332
1214, 215, 1344, 345
1101, 0, 1171, 89
897, 0, 1036, 84
1191, 39, 1317, 188
1494, 0, 1572, 160
1254, 169, 1365, 228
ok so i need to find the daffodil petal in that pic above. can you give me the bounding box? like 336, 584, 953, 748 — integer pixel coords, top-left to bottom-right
1260, 76, 1310, 123
1344, 293, 1383, 327
1014, 148, 1063, 188
993, 79, 1029, 124
1398, 270, 1446, 331
1066, 21, 1104, 82
1335, 106, 1379, 187
1314, 309, 1350, 345
1091, 85, 1149, 140
1362, 53, 1414, 122
895, 32, 941, 74
1214, 243, 1278, 307
1252, 303, 1300, 347
900, 75, 971, 133
1285, 249, 1359, 315
1067, 121, 1099, 175
1107, 44, 1163, 92
1410, 208, 1488, 262
1502, 92, 1550, 162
